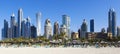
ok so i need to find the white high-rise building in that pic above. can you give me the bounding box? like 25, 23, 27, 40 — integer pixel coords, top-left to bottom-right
18, 8, 23, 37
44, 19, 52, 39
36, 12, 41, 36
60, 24, 67, 37
60, 24, 67, 33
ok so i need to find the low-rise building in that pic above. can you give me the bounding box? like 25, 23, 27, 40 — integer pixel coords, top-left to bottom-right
71, 32, 79, 40
86, 32, 112, 40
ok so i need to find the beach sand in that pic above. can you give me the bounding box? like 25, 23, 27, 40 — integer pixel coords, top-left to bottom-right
0, 47, 120, 54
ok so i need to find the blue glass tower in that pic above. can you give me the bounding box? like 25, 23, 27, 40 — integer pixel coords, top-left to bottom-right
10, 13, 16, 38
3, 19, 9, 39
31, 25, 37, 38
108, 8, 116, 36
2, 28, 4, 40
90, 19, 94, 32
25, 17, 31, 38
80, 19, 87, 38
21, 19, 26, 37
117, 27, 120, 36
62, 15, 71, 39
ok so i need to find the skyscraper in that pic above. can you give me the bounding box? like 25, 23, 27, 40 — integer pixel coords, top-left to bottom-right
21, 19, 26, 37
31, 25, 37, 38
62, 15, 71, 39
2, 28, 4, 40
53, 21, 59, 35
10, 13, 16, 38
14, 25, 17, 38
117, 27, 120, 36
18, 8, 23, 37
80, 19, 87, 38
8, 28, 12, 38
36, 12, 41, 36
78, 29, 81, 38
44, 19, 52, 39
90, 19, 94, 32
25, 17, 31, 38
60, 24, 67, 38
108, 8, 116, 36
3, 19, 9, 39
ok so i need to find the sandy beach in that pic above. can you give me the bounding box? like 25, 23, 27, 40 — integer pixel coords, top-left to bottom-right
0, 47, 120, 54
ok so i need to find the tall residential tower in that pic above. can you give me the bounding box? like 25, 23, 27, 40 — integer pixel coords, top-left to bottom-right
108, 8, 116, 36
53, 21, 59, 35
62, 15, 71, 39
18, 8, 23, 37
10, 13, 16, 38
44, 19, 52, 39
36, 12, 41, 36
3, 20, 9, 39
80, 19, 87, 38
25, 17, 31, 38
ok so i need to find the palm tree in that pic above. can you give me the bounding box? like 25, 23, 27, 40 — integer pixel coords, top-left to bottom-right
117, 36, 120, 41
53, 34, 59, 40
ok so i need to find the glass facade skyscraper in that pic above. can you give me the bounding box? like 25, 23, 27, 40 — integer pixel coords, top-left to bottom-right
117, 27, 120, 36
80, 19, 87, 38
2, 28, 4, 40
3, 20, 9, 39
90, 19, 94, 32
108, 8, 116, 36
21, 19, 26, 37
14, 25, 17, 38
18, 8, 23, 37
62, 15, 71, 39
78, 29, 81, 38
31, 25, 37, 38
25, 17, 31, 38
10, 13, 16, 38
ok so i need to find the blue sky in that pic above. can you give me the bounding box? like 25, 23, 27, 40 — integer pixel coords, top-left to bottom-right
0, 0, 120, 39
